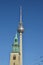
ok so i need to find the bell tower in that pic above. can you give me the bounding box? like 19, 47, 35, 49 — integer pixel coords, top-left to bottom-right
10, 33, 20, 65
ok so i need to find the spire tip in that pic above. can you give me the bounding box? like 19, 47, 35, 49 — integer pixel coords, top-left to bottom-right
20, 6, 22, 23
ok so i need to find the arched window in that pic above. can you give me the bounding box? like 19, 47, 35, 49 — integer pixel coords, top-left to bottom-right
13, 55, 16, 60
13, 63, 15, 65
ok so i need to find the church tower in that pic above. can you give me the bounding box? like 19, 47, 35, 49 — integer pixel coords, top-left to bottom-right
10, 33, 20, 65
10, 6, 24, 65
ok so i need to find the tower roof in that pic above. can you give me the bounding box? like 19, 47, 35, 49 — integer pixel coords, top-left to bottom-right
12, 33, 19, 46
12, 33, 20, 53
14, 33, 18, 45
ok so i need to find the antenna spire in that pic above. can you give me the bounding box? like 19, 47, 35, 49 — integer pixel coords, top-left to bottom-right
17, 6, 24, 33
20, 6, 22, 23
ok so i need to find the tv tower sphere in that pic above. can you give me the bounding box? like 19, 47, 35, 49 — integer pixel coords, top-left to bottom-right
18, 22, 24, 33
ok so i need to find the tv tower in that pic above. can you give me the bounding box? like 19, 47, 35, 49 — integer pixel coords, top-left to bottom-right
18, 6, 24, 65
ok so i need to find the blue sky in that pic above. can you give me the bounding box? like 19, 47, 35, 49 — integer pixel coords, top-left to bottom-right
0, 0, 43, 65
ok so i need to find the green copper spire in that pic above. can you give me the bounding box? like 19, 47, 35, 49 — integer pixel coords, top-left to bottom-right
12, 33, 20, 53
13, 33, 18, 45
